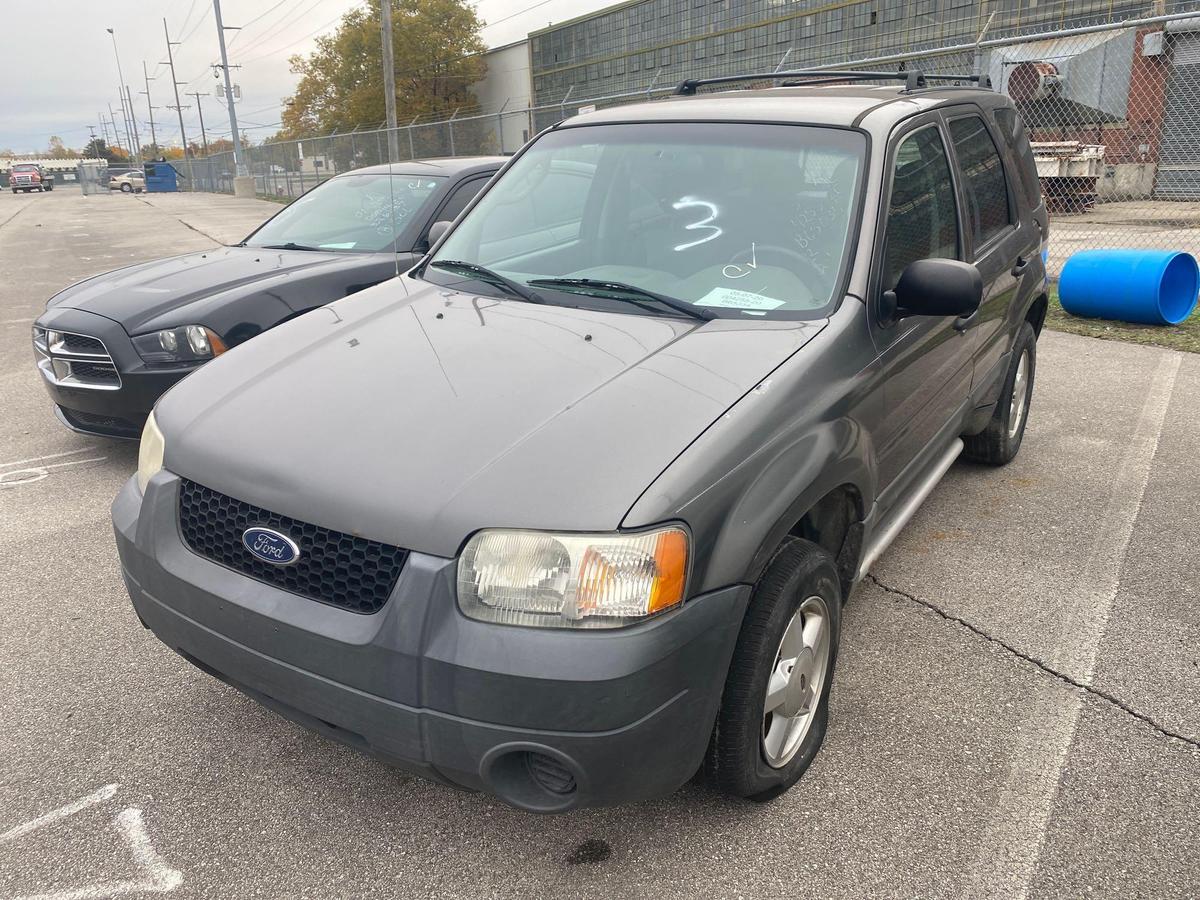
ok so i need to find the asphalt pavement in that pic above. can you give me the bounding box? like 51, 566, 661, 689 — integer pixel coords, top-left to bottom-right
2, 187, 1198, 899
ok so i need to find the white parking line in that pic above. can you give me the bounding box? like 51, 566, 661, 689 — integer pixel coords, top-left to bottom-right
0, 457, 108, 487
0, 447, 97, 469
0, 784, 118, 845
2, 787, 183, 900
968, 350, 1182, 899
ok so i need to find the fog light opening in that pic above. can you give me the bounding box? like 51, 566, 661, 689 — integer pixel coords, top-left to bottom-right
482, 746, 582, 813
525, 752, 577, 796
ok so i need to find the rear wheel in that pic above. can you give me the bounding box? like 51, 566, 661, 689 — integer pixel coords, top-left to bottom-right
705, 537, 841, 801
963, 322, 1036, 465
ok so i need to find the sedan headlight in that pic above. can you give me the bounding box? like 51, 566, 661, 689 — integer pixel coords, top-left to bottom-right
132, 325, 226, 365
136, 411, 165, 493
457, 526, 689, 629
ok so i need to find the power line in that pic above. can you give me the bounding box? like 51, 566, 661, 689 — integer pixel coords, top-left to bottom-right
232, 0, 346, 62
226, 0, 294, 47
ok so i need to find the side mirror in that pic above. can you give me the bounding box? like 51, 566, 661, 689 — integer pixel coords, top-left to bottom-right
883, 258, 983, 321
425, 220, 453, 249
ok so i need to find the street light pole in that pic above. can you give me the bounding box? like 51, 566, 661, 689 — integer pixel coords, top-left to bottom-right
106, 28, 140, 165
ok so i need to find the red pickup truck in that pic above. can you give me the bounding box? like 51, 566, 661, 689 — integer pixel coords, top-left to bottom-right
9, 163, 54, 193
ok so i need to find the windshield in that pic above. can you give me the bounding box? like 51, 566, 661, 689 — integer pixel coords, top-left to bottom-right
245, 173, 445, 252
425, 123, 865, 319
14, 165, 37, 172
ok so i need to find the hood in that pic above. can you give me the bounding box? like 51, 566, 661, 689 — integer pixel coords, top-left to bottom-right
47, 246, 397, 334
158, 276, 827, 557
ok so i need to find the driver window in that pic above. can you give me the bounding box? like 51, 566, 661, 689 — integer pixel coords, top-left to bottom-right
883, 126, 960, 289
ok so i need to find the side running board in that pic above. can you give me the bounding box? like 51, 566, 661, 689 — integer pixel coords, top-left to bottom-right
856, 438, 964, 580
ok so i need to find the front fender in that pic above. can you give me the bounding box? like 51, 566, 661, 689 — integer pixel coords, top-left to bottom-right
622, 301, 882, 593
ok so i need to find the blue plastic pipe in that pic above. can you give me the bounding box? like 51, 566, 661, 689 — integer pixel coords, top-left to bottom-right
1059, 249, 1199, 326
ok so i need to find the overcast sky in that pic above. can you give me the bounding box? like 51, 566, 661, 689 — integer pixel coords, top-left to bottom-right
0, 0, 601, 155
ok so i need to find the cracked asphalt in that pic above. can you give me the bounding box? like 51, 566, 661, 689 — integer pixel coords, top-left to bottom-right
2, 188, 1199, 899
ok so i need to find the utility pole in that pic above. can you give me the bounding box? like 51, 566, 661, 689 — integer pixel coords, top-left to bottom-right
380, 0, 399, 163
87, 125, 98, 156
108, 102, 128, 160
212, 0, 250, 193
187, 91, 210, 156
125, 84, 142, 159
140, 61, 159, 154
116, 88, 135, 162
162, 18, 195, 188
98, 113, 110, 147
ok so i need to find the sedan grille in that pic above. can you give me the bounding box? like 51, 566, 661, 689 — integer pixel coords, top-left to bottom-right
33, 327, 121, 391
177, 480, 408, 614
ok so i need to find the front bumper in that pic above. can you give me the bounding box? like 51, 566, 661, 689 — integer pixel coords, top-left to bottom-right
113, 474, 749, 811
35, 307, 197, 439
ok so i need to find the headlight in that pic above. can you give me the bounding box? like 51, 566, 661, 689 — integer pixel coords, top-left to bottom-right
457, 526, 689, 629
136, 411, 165, 493
132, 325, 226, 365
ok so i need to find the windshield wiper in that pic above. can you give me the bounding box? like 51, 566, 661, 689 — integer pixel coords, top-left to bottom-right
527, 278, 714, 321
260, 242, 325, 252
430, 260, 542, 303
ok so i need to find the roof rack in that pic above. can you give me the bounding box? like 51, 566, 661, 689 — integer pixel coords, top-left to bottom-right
673, 70, 989, 96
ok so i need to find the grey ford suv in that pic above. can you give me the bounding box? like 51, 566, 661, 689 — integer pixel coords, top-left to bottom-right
113, 71, 1048, 812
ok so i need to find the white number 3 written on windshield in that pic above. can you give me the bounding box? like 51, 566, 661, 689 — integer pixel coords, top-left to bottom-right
671, 196, 722, 251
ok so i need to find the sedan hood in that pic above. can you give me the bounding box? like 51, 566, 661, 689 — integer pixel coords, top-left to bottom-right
47, 246, 395, 334
158, 277, 827, 557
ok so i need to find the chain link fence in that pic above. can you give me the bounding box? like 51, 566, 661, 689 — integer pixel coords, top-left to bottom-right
186, 10, 1200, 280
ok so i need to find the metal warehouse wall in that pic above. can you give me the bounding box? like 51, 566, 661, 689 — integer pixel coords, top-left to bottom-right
528, 0, 1195, 106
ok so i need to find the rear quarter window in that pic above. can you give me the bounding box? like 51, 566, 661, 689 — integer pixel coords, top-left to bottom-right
993, 107, 1043, 210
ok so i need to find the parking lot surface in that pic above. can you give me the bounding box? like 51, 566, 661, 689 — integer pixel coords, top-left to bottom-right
2, 188, 1198, 899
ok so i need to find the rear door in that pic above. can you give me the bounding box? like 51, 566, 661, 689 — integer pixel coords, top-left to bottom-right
870, 115, 973, 498
944, 108, 1037, 399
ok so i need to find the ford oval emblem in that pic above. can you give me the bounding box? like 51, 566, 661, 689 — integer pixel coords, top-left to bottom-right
242, 527, 300, 566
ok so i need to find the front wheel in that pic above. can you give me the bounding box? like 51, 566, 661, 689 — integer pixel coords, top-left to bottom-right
120, 183, 133, 193
705, 537, 841, 801
963, 321, 1037, 465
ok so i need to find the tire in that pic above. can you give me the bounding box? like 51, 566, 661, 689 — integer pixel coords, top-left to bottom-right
963, 321, 1037, 466
120, 183, 133, 193
705, 537, 842, 801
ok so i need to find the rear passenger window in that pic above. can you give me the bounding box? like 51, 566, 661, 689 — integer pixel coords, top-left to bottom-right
993, 107, 1043, 209
883, 126, 960, 289
948, 115, 1013, 247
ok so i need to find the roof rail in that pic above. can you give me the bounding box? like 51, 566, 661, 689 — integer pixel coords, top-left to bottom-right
673, 70, 988, 96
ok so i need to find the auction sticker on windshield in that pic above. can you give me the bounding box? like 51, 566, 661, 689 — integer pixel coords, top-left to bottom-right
695, 287, 786, 310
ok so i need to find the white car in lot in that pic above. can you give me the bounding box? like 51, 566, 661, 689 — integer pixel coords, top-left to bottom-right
110, 170, 145, 193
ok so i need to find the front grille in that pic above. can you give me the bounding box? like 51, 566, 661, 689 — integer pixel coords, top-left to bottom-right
66, 360, 120, 385
58, 332, 106, 355
34, 328, 121, 391
178, 480, 408, 614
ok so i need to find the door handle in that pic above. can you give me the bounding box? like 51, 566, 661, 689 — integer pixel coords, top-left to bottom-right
1011, 256, 1030, 277
953, 310, 978, 332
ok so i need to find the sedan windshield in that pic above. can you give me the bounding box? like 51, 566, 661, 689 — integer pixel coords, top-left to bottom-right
426, 122, 865, 319
245, 173, 444, 252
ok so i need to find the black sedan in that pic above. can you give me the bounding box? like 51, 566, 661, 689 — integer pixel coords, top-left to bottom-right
32, 156, 504, 439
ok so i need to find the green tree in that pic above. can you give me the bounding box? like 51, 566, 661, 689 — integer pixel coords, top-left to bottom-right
280, 0, 486, 139
83, 137, 119, 162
